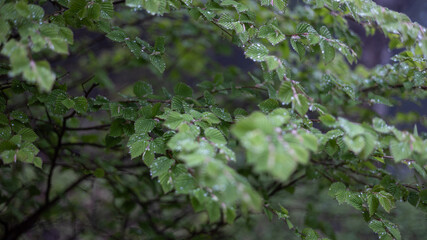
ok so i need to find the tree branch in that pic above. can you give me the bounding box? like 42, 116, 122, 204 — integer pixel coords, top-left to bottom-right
268, 174, 306, 197
65, 124, 110, 131
3, 175, 90, 240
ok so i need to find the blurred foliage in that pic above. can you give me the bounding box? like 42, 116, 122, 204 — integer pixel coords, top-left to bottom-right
0, 0, 426, 239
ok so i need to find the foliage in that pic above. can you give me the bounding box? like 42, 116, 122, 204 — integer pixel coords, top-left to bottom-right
0, 0, 426, 239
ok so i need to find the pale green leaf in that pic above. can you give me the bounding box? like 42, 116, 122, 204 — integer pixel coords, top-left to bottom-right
258, 99, 279, 113
343, 135, 365, 155
367, 193, 379, 216
150, 156, 174, 178
390, 140, 411, 162
18, 128, 38, 142
293, 94, 308, 116
245, 43, 269, 62
277, 81, 292, 104
134, 81, 153, 97
73, 96, 88, 114
149, 55, 166, 73
373, 117, 391, 133
135, 118, 156, 133
204, 127, 226, 145
106, 30, 127, 42
174, 82, 193, 98
376, 191, 395, 213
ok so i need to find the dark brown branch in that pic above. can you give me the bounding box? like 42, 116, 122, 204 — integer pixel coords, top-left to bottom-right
82, 82, 99, 97
62, 142, 113, 149
45, 81, 99, 203
268, 174, 306, 197
105, 177, 173, 239
45, 117, 66, 203
124, 99, 171, 104
3, 175, 90, 240
64, 80, 98, 120
0, 185, 29, 213
65, 124, 110, 131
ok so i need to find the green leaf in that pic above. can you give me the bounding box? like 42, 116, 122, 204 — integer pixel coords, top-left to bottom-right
328, 182, 346, 197
369, 220, 386, 234
258, 99, 279, 113
301, 133, 318, 152
225, 207, 236, 224
420, 190, 427, 203
11, 110, 28, 123
1, 150, 15, 164
68, 0, 86, 13
367, 193, 379, 216
211, 107, 232, 122
18, 128, 38, 142
164, 111, 185, 129
62, 99, 75, 109
389, 140, 411, 162
373, 118, 391, 133
296, 23, 310, 34
154, 36, 165, 52
319, 26, 332, 39
290, 39, 305, 60
197, 7, 215, 21
302, 228, 318, 240
289, 143, 309, 164
0, 20, 10, 43
217, 13, 235, 29
93, 168, 105, 178
16, 1, 30, 17
87, 3, 101, 20
1, 40, 28, 75
126, 0, 166, 14
135, 118, 156, 133
73, 96, 88, 114
49, 38, 69, 54
319, 114, 336, 126
272, 0, 287, 11
129, 140, 149, 159
413, 163, 427, 178
245, 43, 269, 62
293, 94, 308, 116
258, 25, 285, 45
320, 40, 335, 63
99, 0, 114, 19
204, 127, 226, 145
202, 112, 221, 124
174, 82, 193, 98
265, 56, 280, 71
268, 108, 290, 126
232, 112, 273, 138
277, 81, 292, 104
134, 81, 153, 97
149, 55, 166, 73
384, 221, 401, 240
33, 157, 43, 169
206, 201, 221, 223
329, 182, 348, 204
106, 30, 128, 42
158, 171, 173, 193
343, 135, 365, 155
22, 61, 56, 91
338, 118, 365, 138
376, 191, 395, 213
150, 156, 174, 178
